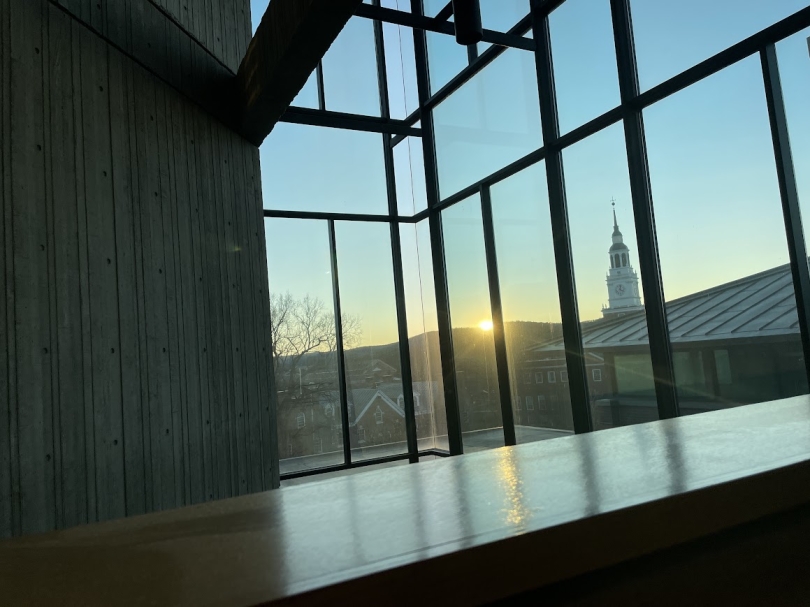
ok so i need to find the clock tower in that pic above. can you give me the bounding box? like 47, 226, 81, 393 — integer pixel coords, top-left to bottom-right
602, 201, 643, 319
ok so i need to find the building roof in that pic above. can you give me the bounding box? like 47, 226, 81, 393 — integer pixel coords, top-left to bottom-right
352, 390, 404, 423
315, 381, 440, 422
533, 263, 799, 352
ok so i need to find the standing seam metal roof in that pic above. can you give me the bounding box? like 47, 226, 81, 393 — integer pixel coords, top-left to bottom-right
533, 263, 800, 351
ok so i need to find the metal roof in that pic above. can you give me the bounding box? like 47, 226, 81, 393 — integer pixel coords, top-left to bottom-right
533, 263, 800, 352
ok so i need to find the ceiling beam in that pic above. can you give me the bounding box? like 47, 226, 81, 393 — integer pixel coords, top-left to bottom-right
235, 0, 364, 146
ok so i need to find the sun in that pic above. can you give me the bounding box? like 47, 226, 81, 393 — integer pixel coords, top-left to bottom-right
478, 320, 494, 331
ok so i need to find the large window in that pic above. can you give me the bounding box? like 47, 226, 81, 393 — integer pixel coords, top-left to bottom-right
258, 1, 810, 482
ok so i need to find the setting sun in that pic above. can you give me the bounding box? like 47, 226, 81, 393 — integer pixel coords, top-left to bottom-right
478, 320, 494, 331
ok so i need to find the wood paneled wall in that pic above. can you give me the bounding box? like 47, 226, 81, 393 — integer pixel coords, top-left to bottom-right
0, 0, 277, 538
149, 0, 252, 72
51, 0, 251, 74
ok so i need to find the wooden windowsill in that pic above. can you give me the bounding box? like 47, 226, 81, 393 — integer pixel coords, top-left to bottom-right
3, 396, 810, 606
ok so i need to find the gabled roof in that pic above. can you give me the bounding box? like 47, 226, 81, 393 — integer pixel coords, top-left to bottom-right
533, 263, 799, 352
352, 390, 404, 425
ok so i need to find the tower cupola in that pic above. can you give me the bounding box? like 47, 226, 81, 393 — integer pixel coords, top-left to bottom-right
603, 200, 644, 318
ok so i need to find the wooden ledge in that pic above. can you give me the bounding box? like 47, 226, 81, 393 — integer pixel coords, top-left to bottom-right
3, 397, 810, 605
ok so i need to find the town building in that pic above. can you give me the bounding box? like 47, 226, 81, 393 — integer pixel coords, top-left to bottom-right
520, 211, 807, 431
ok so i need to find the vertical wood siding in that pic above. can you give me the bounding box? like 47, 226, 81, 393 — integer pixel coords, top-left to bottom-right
0, 0, 278, 538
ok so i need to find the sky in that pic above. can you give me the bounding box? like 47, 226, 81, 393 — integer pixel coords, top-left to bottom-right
257, 0, 810, 347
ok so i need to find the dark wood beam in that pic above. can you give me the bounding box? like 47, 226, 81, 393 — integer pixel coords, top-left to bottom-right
236, 0, 364, 146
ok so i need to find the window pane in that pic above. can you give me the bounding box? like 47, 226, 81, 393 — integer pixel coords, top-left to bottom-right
434, 48, 541, 198
645, 57, 808, 414
265, 219, 344, 474
335, 222, 407, 460
261, 123, 387, 215
480, 0, 528, 33
478, 0, 530, 53
427, 31, 469, 94
778, 28, 810, 266
490, 162, 573, 442
631, 0, 807, 91
423, 0, 469, 93
563, 122, 658, 430
443, 195, 504, 451
250, 0, 267, 33
291, 67, 319, 110
550, 0, 621, 134
383, 18, 419, 120
394, 137, 428, 216
423, 0, 447, 18
401, 222, 448, 451
322, 17, 381, 116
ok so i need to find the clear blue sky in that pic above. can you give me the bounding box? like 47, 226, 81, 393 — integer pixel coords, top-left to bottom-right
258, 1, 810, 344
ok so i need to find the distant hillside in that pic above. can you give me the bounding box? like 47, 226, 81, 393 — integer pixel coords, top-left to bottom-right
340, 321, 563, 370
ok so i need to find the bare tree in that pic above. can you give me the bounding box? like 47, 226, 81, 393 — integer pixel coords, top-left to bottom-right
270, 292, 361, 451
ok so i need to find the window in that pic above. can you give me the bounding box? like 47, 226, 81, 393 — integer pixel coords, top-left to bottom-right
444, 195, 504, 451
433, 49, 541, 198
715, 350, 733, 385
336, 221, 406, 460
564, 122, 659, 431
550, 0, 620, 134
256, 3, 810, 485
401, 221, 447, 451
645, 56, 807, 414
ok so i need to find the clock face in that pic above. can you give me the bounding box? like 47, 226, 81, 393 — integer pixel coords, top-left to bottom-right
615, 284, 626, 296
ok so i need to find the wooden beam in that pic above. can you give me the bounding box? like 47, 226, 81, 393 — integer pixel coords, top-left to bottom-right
236, 0, 364, 146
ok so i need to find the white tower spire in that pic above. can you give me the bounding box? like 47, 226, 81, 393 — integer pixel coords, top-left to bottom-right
603, 200, 643, 318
